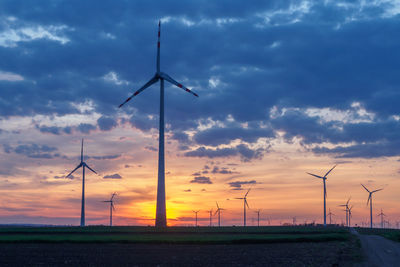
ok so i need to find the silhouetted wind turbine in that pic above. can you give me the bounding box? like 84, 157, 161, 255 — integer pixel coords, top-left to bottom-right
348, 205, 354, 227
254, 210, 261, 227
208, 209, 213, 227
361, 184, 383, 229
193, 210, 200, 227
102, 192, 117, 226
339, 197, 351, 227
307, 165, 337, 227
118, 21, 199, 228
66, 139, 97, 227
214, 202, 225, 227
235, 188, 251, 226
377, 208, 386, 228
327, 208, 335, 225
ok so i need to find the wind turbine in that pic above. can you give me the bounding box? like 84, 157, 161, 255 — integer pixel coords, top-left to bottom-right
66, 139, 97, 227
254, 210, 261, 227
102, 192, 117, 227
377, 208, 386, 228
292, 217, 297, 226
307, 165, 337, 227
193, 210, 200, 227
214, 202, 225, 227
327, 208, 335, 225
361, 184, 383, 229
339, 197, 351, 227
118, 21, 199, 228
348, 205, 354, 227
208, 209, 213, 227
235, 188, 251, 226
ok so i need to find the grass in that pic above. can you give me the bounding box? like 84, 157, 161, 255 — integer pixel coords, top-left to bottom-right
356, 227, 400, 242
0, 226, 350, 244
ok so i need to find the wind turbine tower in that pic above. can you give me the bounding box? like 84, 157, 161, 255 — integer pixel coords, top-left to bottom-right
307, 165, 337, 227
254, 210, 261, 227
118, 21, 199, 228
235, 188, 251, 226
339, 197, 351, 227
66, 139, 97, 227
214, 202, 225, 227
377, 209, 386, 228
361, 184, 383, 229
102, 192, 117, 226
327, 208, 335, 225
208, 209, 213, 227
193, 210, 200, 227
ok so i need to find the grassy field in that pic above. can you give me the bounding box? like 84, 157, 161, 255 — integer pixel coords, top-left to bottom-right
0, 226, 351, 244
356, 227, 400, 242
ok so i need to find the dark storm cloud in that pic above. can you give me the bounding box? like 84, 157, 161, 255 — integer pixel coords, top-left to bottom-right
87, 154, 121, 160
190, 176, 212, 184
185, 144, 264, 161
35, 125, 72, 135
1, 1, 399, 158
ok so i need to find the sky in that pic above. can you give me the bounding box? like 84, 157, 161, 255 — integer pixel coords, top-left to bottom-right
0, 0, 400, 227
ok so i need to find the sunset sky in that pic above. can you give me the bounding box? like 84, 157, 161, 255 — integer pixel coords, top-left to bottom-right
1, 0, 400, 227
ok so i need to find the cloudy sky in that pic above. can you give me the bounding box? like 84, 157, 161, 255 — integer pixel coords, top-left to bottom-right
0, 0, 399, 226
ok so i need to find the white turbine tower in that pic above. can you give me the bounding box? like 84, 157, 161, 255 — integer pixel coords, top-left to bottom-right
361, 184, 383, 229
118, 21, 199, 228
307, 165, 337, 227
235, 188, 251, 226
102, 192, 117, 227
66, 139, 97, 227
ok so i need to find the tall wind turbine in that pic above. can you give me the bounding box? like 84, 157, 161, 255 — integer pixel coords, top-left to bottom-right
193, 210, 200, 227
118, 21, 199, 228
214, 202, 225, 227
348, 205, 354, 227
254, 210, 261, 227
235, 188, 251, 226
307, 165, 337, 227
102, 192, 117, 227
339, 197, 351, 227
66, 139, 97, 227
361, 184, 383, 229
327, 208, 335, 225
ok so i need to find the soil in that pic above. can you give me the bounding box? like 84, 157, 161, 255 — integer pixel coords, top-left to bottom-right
0, 240, 359, 267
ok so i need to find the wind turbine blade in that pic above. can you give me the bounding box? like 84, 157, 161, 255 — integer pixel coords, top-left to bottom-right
118, 76, 159, 108
214, 210, 219, 216
216, 202, 219, 209
66, 163, 82, 178
361, 183, 370, 193
160, 72, 199, 97
245, 188, 251, 197
324, 164, 337, 177
372, 188, 383, 193
84, 163, 97, 174
367, 195, 371, 206
235, 198, 244, 200
112, 203, 116, 211
306, 172, 324, 179
111, 192, 117, 201
346, 197, 351, 205
81, 139, 84, 162
245, 199, 250, 209
157, 20, 161, 73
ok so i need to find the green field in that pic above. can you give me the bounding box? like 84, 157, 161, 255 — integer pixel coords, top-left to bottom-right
0, 226, 350, 244
356, 227, 400, 242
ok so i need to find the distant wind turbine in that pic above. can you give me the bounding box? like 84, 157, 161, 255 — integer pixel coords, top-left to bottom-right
102, 192, 117, 227
348, 205, 354, 227
208, 209, 213, 227
307, 165, 337, 227
254, 210, 261, 227
66, 139, 97, 227
377, 208, 386, 228
193, 210, 200, 227
235, 188, 251, 226
327, 208, 335, 225
361, 184, 383, 229
118, 21, 199, 228
214, 202, 225, 227
339, 197, 351, 227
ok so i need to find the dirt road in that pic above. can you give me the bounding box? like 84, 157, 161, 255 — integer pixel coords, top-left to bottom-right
351, 228, 400, 267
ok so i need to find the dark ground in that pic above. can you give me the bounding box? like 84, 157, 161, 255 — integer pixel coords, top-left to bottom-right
0, 239, 360, 267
